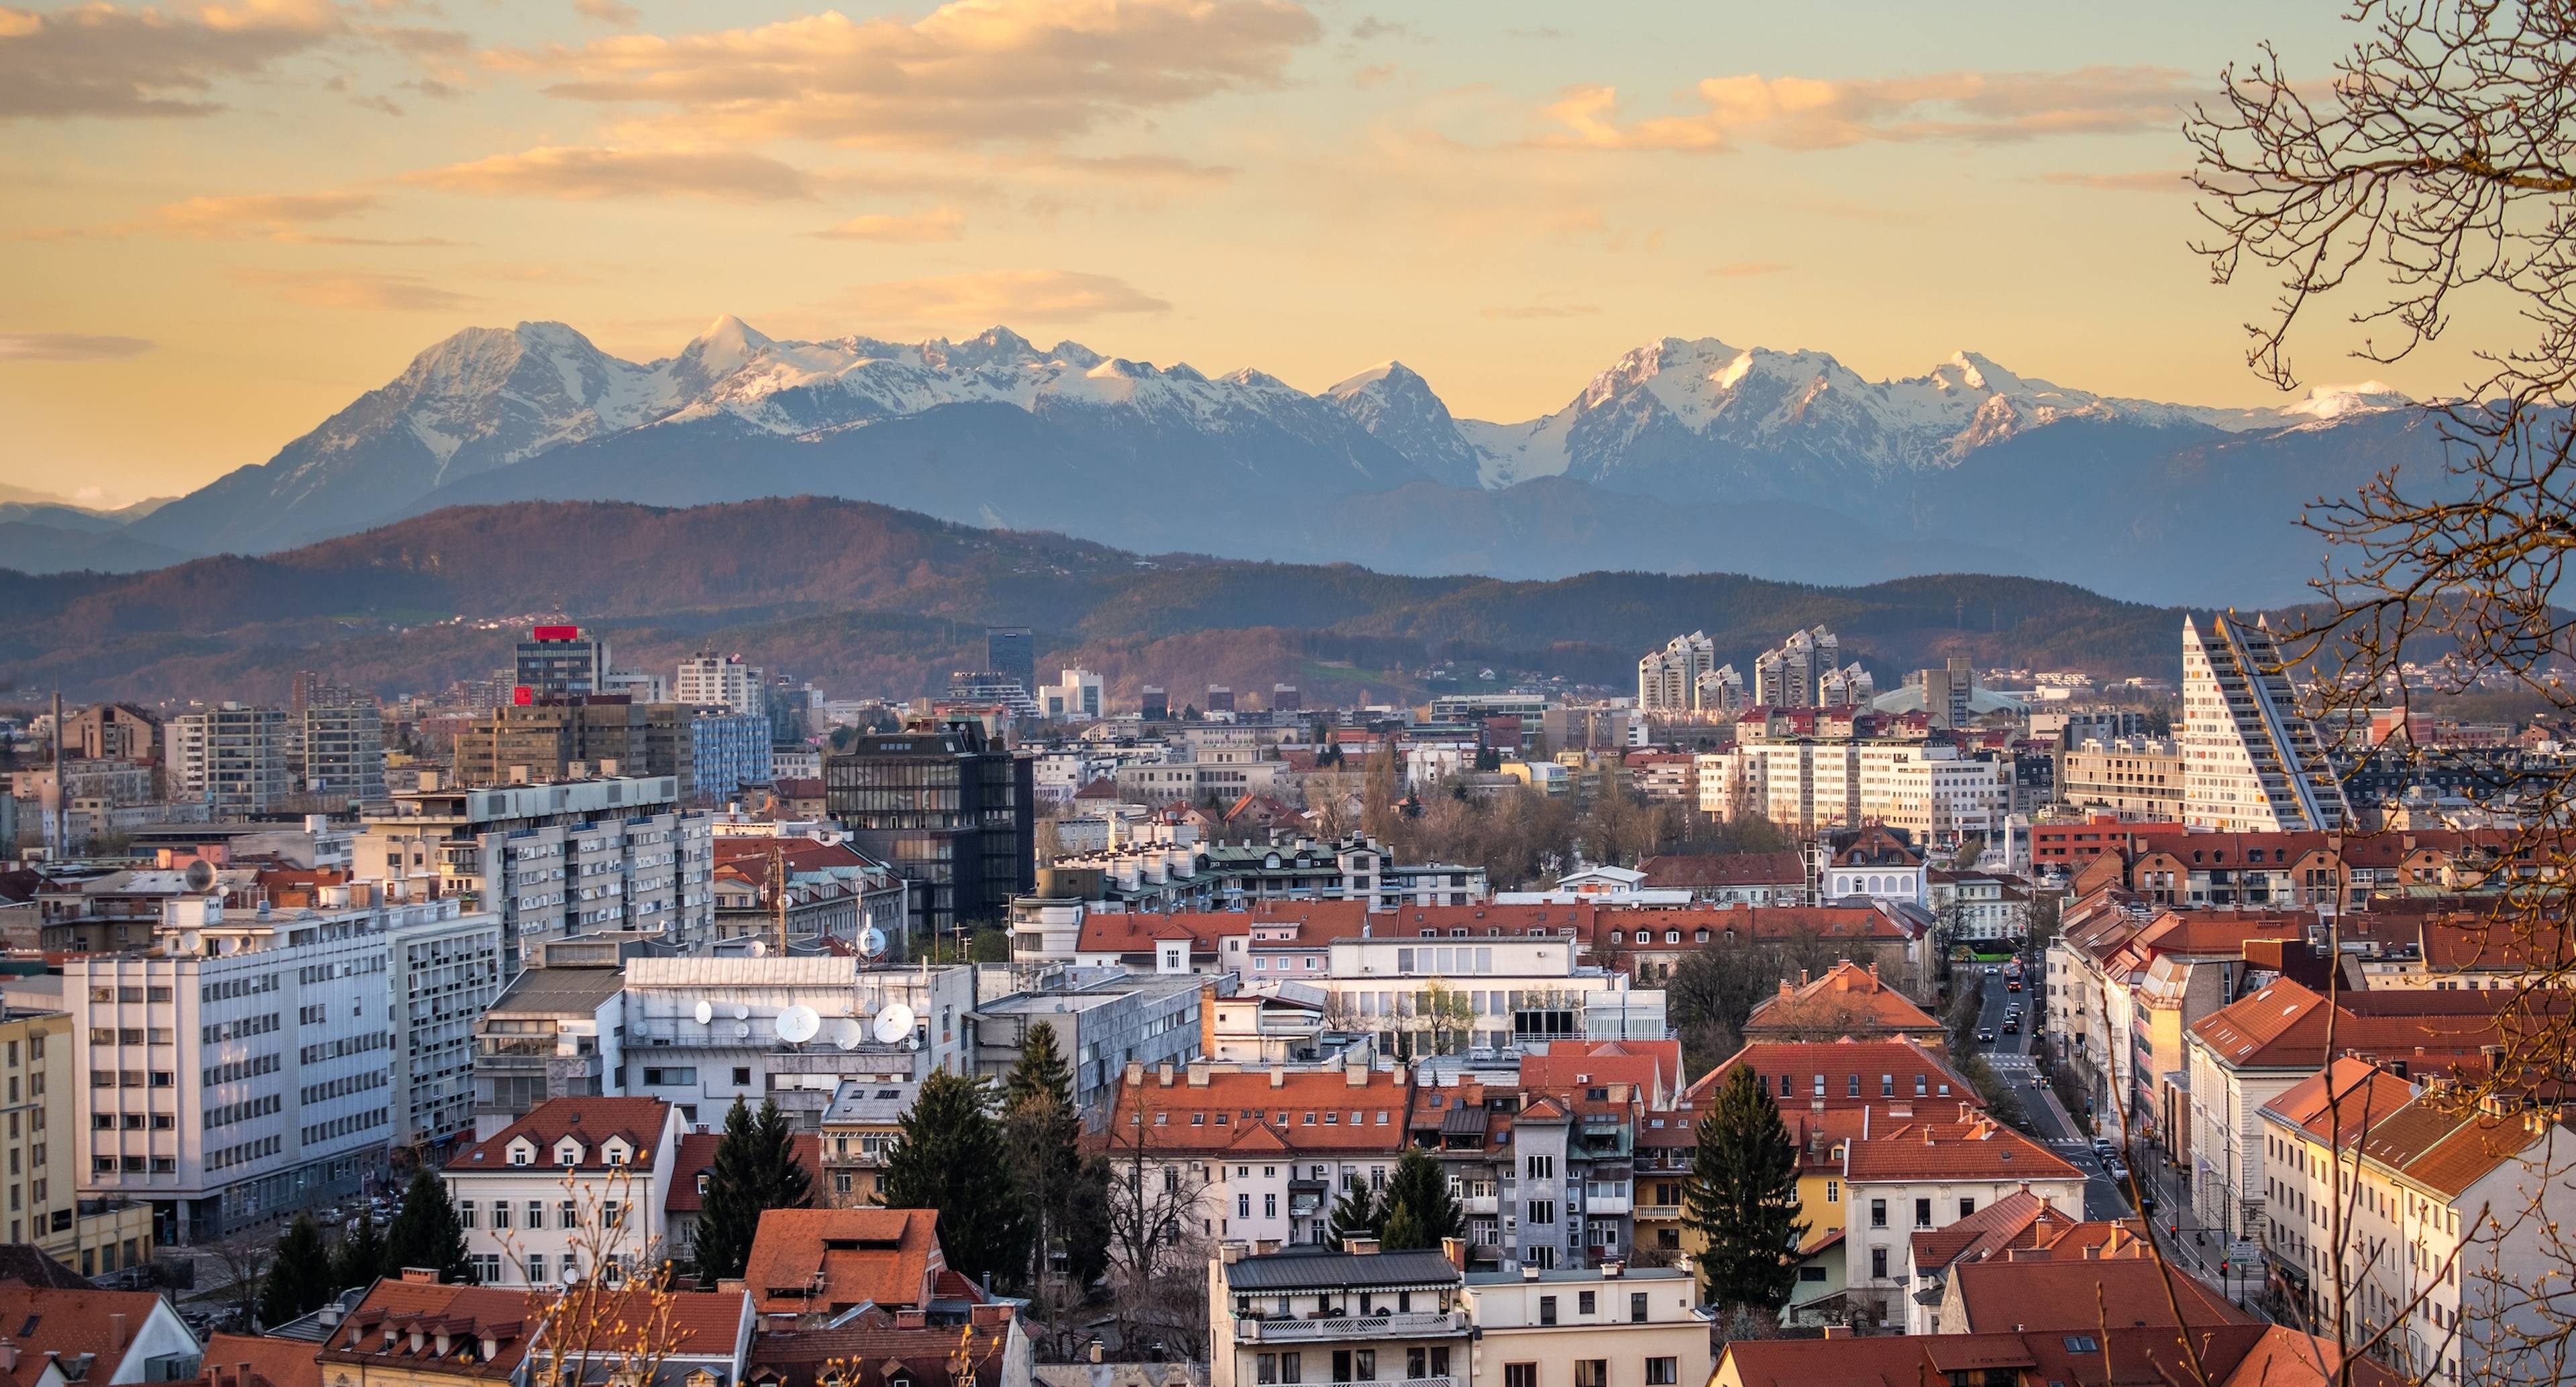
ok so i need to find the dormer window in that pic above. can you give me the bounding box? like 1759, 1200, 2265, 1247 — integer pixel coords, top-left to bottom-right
602, 1139, 631, 1165
556, 1140, 584, 1166
506, 1140, 536, 1167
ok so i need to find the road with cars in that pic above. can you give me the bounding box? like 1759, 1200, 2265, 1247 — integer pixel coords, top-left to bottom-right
1964, 963, 2135, 1223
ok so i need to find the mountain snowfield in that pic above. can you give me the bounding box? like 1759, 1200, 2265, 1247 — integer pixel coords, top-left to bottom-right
78, 314, 2433, 604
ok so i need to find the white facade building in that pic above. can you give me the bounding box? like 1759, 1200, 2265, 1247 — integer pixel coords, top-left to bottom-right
1319, 938, 1667, 1055
163, 704, 290, 817
1637, 633, 1715, 714
70, 895, 398, 1242
387, 898, 506, 1150
1036, 668, 1106, 720
2180, 614, 2352, 832
447, 1095, 682, 1288
676, 653, 767, 716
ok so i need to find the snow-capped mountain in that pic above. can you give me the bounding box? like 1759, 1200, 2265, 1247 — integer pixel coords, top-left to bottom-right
113, 316, 2422, 602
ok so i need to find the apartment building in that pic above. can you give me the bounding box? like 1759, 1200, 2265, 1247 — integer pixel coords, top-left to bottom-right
387, 899, 505, 1152
815, 1078, 914, 1207
676, 652, 766, 715
2259, 1062, 2576, 1387
690, 710, 773, 803
0, 1008, 154, 1276
444, 1095, 681, 1287
1108, 1059, 1411, 1252
164, 704, 290, 817
470, 940, 629, 1138
1463, 1264, 1712, 1387
453, 698, 697, 799
70, 895, 398, 1243
356, 775, 714, 973
1210, 1244, 1468, 1387
1834, 1112, 2088, 1327
2056, 736, 2184, 820
2181, 614, 2353, 832
1318, 936, 1666, 1058
1636, 632, 1716, 714
301, 702, 387, 808
972, 972, 1204, 1114
825, 718, 1033, 944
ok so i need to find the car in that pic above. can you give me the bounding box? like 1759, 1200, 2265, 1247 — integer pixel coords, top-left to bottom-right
2001, 1019, 2019, 1034
1976, 1028, 1994, 1042
2106, 1163, 2131, 1184
2092, 1136, 2115, 1155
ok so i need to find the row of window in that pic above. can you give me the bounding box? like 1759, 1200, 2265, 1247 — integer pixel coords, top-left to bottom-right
205, 1095, 280, 1129
93, 1155, 177, 1175
302, 1108, 388, 1145
199, 1054, 280, 1086
302, 1070, 386, 1105
459, 1199, 621, 1230
300, 1032, 390, 1064
200, 1013, 278, 1044
1866, 1195, 1977, 1228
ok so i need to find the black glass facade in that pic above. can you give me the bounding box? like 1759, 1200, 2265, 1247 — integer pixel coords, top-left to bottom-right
824, 719, 1033, 946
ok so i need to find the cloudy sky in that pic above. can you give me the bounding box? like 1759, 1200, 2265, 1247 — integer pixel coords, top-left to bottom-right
0, 0, 2457, 504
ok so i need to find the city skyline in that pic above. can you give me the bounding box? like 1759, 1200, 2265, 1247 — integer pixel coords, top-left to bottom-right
0, 0, 2485, 504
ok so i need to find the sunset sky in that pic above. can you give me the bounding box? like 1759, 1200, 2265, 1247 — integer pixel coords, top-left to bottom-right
0, 0, 2477, 505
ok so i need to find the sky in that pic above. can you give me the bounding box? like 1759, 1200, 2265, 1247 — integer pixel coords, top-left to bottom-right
0, 0, 2492, 506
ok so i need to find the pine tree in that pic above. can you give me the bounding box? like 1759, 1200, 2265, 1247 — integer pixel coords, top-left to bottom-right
1376, 1148, 1463, 1251
877, 1070, 1025, 1290
1328, 1180, 1383, 1244
696, 1096, 817, 1286
1002, 1023, 1101, 1302
1684, 1064, 1807, 1313
331, 1210, 387, 1292
383, 1166, 474, 1284
258, 1215, 330, 1326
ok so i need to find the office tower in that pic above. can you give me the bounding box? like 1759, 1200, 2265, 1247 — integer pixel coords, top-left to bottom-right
514, 624, 610, 696
675, 651, 767, 715
1205, 685, 1236, 714
454, 699, 696, 800
303, 701, 388, 806
2180, 614, 2353, 831
985, 626, 1036, 704
824, 718, 1033, 944
1142, 686, 1170, 720
1918, 655, 1975, 729
1271, 684, 1301, 713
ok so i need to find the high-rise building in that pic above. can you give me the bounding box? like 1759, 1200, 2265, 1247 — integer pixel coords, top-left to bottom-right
1917, 654, 1975, 728
1637, 631, 1717, 713
514, 624, 610, 697
1205, 685, 1236, 714
675, 651, 767, 715
689, 709, 773, 802
1271, 683, 1301, 713
163, 704, 290, 818
1035, 667, 1105, 720
985, 626, 1036, 704
2180, 614, 2352, 831
302, 702, 386, 807
1752, 625, 1840, 708
1141, 686, 1170, 720
824, 718, 1032, 944
453, 698, 695, 799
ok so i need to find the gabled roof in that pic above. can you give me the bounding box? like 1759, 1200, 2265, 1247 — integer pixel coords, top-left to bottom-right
1696, 1036, 1970, 1107
2259, 1057, 2416, 1149
0, 1285, 172, 1384
1843, 1115, 2085, 1184
0, 1245, 91, 1290
1741, 961, 1939, 1038
2190, 981, 2332, 1070
319, 1279, 539, 1382
191, 1333, 323, 1387
1950, 1256, 2254, 1333
531, 1288, 751, 1361
666, 1131, 826, 1215
1636, 852, 1805, 889
1103, 1065, 1411, 1156
746, 1313, 1018, 1387
742, 1209, 945, 1316
1905, 1188, 2059, 1270
1518, 1040, 1682, 1101
447, 1097, 672, 1172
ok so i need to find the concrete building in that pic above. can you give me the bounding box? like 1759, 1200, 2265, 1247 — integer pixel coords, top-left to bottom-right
1635, 632, 1715, 715
0, 1007, 155, 1276
1036, 668, 1106, 720
618, 956, 976, 1129
985, 626, 1036, 706
301, 702, 387, 808
690, 710, 773, 803
514, 624, 611, 697
1462, 1264, 1711, 1387
445, 1095, 681, 1287
2182, 614, 2352, 832
1210, 1244, 1466, 1387
356, 775, 714, 974
164, 704, 290, 818
1754, 626, 1839, 708
971, 969, 1205, 1113
676, 651, 767, 716
825, 719, 1033, 944
70, 895, 399, 1243
2056, 736, 2185, 820
452, 698, 697, 799
815, 1077, 915, 1207
63, 704, 160, 763
469, 940, 631, 1138
387, 898, 505, 1154
1316, 938, 1666, 1058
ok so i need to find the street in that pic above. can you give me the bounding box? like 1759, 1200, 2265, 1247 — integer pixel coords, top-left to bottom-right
1960, 964, 2133, 1223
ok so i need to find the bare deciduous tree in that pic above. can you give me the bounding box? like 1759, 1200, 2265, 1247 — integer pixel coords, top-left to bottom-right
1099, 1093, 1214, 1361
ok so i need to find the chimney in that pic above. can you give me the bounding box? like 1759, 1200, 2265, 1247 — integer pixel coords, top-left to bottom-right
400, 1266, 441, 1284
110, 1315, 126, 1353
1521, 1265, 1540, 1282
1220, 1241, 1247, 1265
1601, 1260, 1623, 1278
1157, 1062, 1175, 1087
1342, 1237, 1381, 1256
1124, 1062, 1145, 1087
1441, 1237, 1466, 1272
1089, 1343, 1106, 1365
1188, 1060, 1212, 1087
0, 1337, 18, 1372
1270, 1067, 1287, 1088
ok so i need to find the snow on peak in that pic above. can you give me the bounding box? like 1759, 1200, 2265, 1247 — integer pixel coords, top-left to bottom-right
2281, 380, 2410, 419
1326, 360, 1426, 398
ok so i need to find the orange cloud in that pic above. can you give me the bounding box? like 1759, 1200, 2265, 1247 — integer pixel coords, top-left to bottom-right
0, 332, 154, 361
233, 269, 482, 311
0, 0, 344, 119
486, 0, 1322, 147
837, 269, 1169, 327
405, 145, 816, 200
1708, 261, 1792, 277
813, 207, 967, 242
1546, 67, 2200, 152
148, 190, 380, 236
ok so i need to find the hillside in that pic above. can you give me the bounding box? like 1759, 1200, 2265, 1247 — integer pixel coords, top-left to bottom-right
0, 496, 2191, 705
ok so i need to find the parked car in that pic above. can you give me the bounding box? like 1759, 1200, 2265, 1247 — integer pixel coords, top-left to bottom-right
2092, 1136, 2116, 1156
2106, 1162, 2132, 1184
1976, 1028, 1994, 1043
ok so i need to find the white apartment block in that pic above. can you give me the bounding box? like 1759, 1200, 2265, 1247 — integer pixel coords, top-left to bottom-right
1319, 938, 1667, 1055
388, 899, 505, 1150
70, 896, 397, 1243
676, 653, 765, 715
356, 775, 714, 975
1636, 633, 1715, 714
1699, 740, 2006, 843
301, 702, 387, 807
2180, 614, 2352, 832
1036, 667, 1106, 720
164, 704, 290, 818
446, 1095, 681, 1288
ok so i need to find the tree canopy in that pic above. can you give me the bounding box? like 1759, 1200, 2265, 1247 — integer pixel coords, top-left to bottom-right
878, 1070, 1027, 1290
695, 1096, 816, 1285
1684, 1065, 1806, 1313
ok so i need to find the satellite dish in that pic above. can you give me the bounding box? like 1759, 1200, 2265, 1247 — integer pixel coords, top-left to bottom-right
183, 859, 217, 893
747, 940, 769, 957
835, 1019, 862, 1051
776, 1005, 821, 1046
692, 1001, 713, 1026
858, 925, 888, 958
873, 1003, 916, 1046
733, 1004, 750, 1021
734, 1021, 751, 1038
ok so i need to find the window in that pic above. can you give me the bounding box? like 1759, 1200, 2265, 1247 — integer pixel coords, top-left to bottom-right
1406, 1349, 1426, 1381
1870, 1199, 1886, 1228
1871, 1247, 1888, 1279
1505, 1368, 1538, 1387
1915, 1198, 1932, 1227
1573, 1363, 1607, 1387
1526, 1155, 1553, 1179
1259, 1356, 1279, 1385
459, 1201, 478, 1229
733, 1067, 751, 1085
1646, 1360, 1677, 1386
1847, 1074, 1860, 1097
1538, 1296, 1557, 1326
1577, 1290, 1595, 1315
1826, 1179, 1839, 1203
492, 1202, 513, 1230
1281, 1355, 1301, 1385
471, 1254, 501, 1283
1960, 1197, 1976, 1220
1528, 1201, 1556, 1225
526, 1254, 547, 1283
1799, 1266, 1827, 1282
1629, 1292, 1648, 1323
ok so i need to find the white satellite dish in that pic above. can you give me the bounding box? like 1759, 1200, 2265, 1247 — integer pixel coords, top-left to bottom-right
734, 1021, 751, 1038
693, 1001, 713, 1026
858, 925, 888, 958
835, 1019, 862, 1051
775, 1005, 821, 1046
747, 940, 768, 958
733, 1004, 750, 1021
873, 1003, 916, 1046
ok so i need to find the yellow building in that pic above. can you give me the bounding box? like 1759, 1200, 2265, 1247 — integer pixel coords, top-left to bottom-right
0, 1007, 153, 1276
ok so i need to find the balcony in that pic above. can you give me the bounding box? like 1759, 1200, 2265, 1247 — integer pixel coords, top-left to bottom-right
1633, 1201, 1682, 1221
1579, 1192, 1631, 1215
1464, 1193, 1498, 1216
1235, 1312, 1467, 1343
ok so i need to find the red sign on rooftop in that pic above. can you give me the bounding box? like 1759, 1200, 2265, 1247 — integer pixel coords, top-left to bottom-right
512, 686, 535, 706
531, 624, 581, 641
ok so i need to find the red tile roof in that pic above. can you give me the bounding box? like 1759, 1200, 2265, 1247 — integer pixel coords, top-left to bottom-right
531, 1288, 751, 1360
191, 1333, 323, 1387
746, 1315, 1015, 1387
1741, 961, 1940, 1038
321, 1280, 543, 1382
1843, 1115, 2086, 1184
1698, 1036, 1970, 1107
447, 1097, 674, 1172
665, 1131, 826, 1214
1519, 1040, 1682, 1100
1104, 1066, 1411, 1156
1638, 852, 1806, 891
1949, 1255, 2255, 1333
742, 1209, 945, 1317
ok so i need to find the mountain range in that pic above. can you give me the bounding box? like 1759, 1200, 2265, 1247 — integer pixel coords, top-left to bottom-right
0, 496, 2187, 706
16, 318, 2440, 604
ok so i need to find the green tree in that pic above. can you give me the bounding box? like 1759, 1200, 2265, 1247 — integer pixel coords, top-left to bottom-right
1328, 1180, 1383, 1244
1002, 1023, 1111, 1315
1684, 1065, 1807, 1313
696, 1096, 816, 1285
877, 1070, 1026, 1290
383, 1165, 474, 1284
331, 1210, 387, 1292
1376, 1148, 1463, 1252
258, 1215, 331, 1326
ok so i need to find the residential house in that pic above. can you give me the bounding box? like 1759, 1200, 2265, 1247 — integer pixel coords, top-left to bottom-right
0, 1285, 200, 1385
1739, 962, 1943, 1044
743, 1306, 1031, 1387
444, 1096, 682, 1287
1634, 852, 1807, 906
1462, 1264, 1712, 1387
740, 1207, 948, 1323
665, 1129, 824, 1264
1208, 1245, 1466, 1387
1835, 1112, 2088, 1327
1103, 1059, 1409, 1253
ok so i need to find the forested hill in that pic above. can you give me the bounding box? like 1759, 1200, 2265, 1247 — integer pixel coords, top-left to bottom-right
0, 496, 2188, 704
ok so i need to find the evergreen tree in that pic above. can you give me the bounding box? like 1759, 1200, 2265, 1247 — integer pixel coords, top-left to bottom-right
258, 1216, 331, 1326
1684, 1065, 1806, 1313
383, 1166, 474, 1284
1328, 1180, 1383, 1244
696, 1096, 816, 1285
331, 1210, 387, 1292
877, 1070, 1026, 1290
1376, 1148, 1463, 1251
1001, 1023, 1104, 1301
